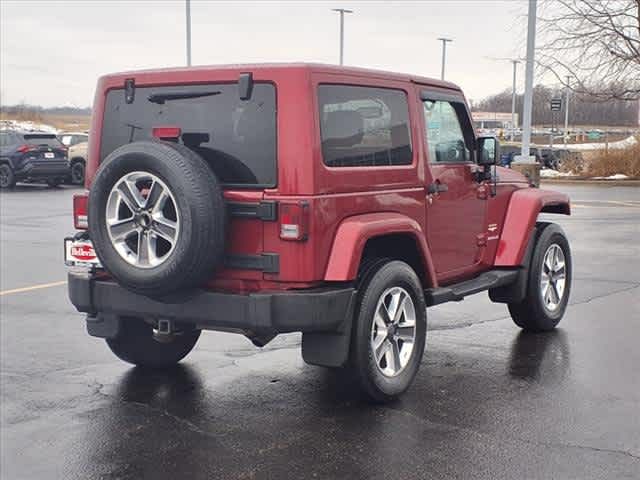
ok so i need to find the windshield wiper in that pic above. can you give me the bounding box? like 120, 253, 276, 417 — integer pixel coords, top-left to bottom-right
147, 91, 221, 104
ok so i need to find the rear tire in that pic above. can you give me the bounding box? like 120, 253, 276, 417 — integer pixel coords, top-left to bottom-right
70, 160, 85, 185
0, 164, 16, 189
349, 260, 427, 402
47, 178, 62, 188
508, 223, 572, 332
106, 317, 200, 368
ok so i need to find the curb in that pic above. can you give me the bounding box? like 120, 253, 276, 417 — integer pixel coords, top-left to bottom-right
540, 178, 640, 186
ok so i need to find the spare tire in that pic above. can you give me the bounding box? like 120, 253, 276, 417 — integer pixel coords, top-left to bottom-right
88, 140, 225, 296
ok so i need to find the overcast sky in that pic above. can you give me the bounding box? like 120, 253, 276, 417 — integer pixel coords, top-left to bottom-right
1, 0, 533, 108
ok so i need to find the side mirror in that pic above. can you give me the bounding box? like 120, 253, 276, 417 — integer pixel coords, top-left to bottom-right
477, 136, 500, 166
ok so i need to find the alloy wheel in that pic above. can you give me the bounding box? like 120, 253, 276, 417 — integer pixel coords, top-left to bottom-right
540, 243, 566, 312
105, 171, 180, 268
370, 286, 417, 377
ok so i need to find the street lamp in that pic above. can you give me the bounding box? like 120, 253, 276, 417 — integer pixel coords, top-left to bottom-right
186, 0, 192, 66
437, 37, 453, 81
332, 8, 353, 65
511, 0, 541, 186
510, 60, 520, 141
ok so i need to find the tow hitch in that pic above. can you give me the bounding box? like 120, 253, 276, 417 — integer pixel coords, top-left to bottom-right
153, 319, 176, 343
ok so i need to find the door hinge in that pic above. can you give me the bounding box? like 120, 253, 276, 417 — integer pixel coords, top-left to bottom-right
477, 185, 488, 200
476, 233, 488, 246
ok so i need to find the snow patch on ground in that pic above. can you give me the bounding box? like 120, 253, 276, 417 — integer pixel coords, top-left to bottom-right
540, 169, 576, 178
592, 174, 630, 180
0, 120, 58, 134
569, 135, 638, 151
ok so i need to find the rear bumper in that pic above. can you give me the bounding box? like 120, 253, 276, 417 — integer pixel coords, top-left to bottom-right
68, 271, 355, 337
16, 160, 69, 179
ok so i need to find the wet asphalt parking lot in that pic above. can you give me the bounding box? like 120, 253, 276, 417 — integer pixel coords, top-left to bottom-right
1, 182, 639, 480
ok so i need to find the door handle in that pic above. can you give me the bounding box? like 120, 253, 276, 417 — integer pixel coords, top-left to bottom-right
427, 182, 448, 194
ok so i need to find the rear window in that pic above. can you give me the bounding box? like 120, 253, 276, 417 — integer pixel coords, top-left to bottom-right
101, 83, 277, 187
318, 85, 412, 167
23, 134, 62, 147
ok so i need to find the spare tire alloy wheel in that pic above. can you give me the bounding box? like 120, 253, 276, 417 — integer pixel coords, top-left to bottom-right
106, 171, 179, 268
89, 141, 225, 296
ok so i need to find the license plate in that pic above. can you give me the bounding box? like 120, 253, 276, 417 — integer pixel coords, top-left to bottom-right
64, 238, 102, 267
44, 152, 55, 158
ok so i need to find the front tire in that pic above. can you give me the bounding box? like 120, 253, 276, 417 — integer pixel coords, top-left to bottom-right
508, 223, 572, 332
106, 317, 200, 368
349, 260, 427, 402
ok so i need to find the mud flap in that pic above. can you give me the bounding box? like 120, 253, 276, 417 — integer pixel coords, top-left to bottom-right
301, 295, 355, 368
489, 222, 546, 304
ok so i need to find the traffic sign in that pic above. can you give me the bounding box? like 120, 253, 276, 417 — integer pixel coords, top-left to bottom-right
550, 98, 562, 111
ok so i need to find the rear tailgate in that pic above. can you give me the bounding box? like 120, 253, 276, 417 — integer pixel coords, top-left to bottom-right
24, 134, 67, 160
95, 74, 279, 286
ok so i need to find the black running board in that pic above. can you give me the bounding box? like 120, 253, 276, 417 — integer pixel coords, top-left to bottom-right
425, 269, 520, 306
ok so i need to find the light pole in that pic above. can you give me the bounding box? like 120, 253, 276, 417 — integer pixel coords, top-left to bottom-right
186, 0, 192, 66
438, 37, 453, 80
519, 0, 537, 164
510, 60, 520, 141
563, 75, 571, 146
511, 0, 541, 186
332, 8, 353, 65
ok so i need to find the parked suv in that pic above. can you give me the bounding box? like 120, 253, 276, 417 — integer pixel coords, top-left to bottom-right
0, 131, 69, 188
59, 131, 89, 185
66, 64, 572, 401
58, 131, 89, 148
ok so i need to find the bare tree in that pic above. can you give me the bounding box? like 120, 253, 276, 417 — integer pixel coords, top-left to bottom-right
537, 0, 640, 101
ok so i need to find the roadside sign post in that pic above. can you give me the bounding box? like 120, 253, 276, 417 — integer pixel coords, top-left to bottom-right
549, 98, 562, 155
564, 77, 571, 146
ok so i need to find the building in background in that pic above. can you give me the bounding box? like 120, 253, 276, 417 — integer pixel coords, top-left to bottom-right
472, 111, 519, 135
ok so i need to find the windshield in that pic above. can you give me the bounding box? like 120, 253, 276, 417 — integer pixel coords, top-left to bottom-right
101, 82, 277, 187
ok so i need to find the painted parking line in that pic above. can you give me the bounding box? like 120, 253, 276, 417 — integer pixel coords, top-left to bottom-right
0, 280, 67, 297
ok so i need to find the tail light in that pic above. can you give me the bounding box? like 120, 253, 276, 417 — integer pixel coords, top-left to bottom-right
152, 126, 182, 140
17, 144, 36, 153
73, 193, 89, 230
279, 201, 309, 241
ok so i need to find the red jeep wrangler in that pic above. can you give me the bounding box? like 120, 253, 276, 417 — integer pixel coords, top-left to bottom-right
66, 64, 571, 401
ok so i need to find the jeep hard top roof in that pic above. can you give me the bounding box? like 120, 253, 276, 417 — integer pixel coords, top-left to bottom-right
99, 62, 461, 92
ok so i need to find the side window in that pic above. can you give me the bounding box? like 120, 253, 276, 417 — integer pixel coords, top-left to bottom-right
318, 85, 412, 167
0, 132, 9, 147
423, 100, 471, 163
